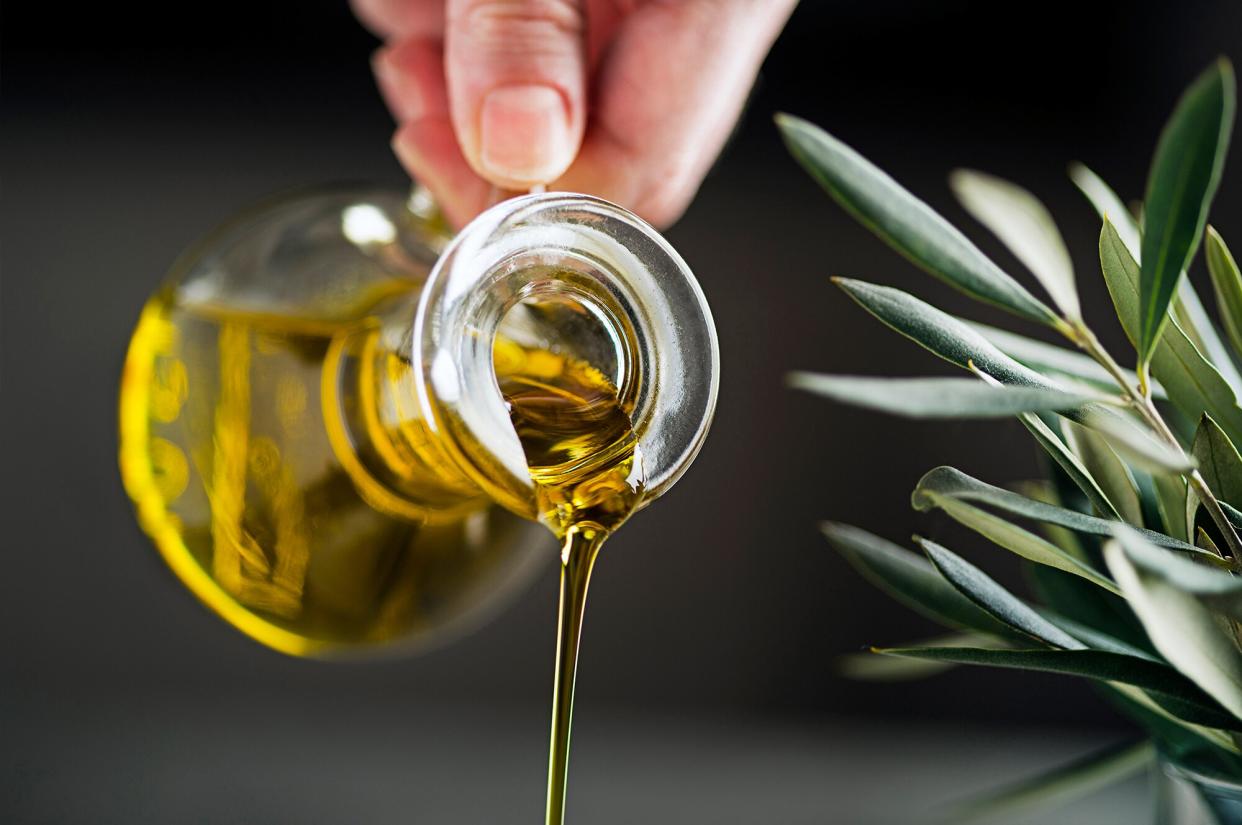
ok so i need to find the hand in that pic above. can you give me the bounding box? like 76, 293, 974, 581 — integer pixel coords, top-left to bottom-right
354, 0, 796, 228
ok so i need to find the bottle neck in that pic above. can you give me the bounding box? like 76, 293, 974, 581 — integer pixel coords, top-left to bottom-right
409, 193, 720, 520
323, 290, 492, 524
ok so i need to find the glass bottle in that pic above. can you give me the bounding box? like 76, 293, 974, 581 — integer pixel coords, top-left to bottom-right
119, 184, 719, 658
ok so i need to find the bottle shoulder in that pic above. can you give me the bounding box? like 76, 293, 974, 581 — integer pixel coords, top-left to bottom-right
165, 185, 443, 326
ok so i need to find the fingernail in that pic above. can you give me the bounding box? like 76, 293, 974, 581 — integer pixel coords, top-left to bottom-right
479, 84, 573, 184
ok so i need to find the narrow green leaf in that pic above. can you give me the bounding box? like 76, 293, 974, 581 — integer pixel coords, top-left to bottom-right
820, 522, 1012, 636
832, 278, 1167, 473
1070, 162, 1142, 253
912, 466, 1200, 553
839, 652, 951, 681
832, 278, 1055, 386
1154, 472, 1191, 543
1108, 684, 1241, 756
949, 740, 1154, 824
1197, 527, 1224, 559
1175, 279, 1242, 392
1133, 471, 1167, 539
1221, 501, 1242, 532
917, 492, 1121, 593
1029, 565, 1153, 654
1114, 525, 1242, 621
1099, 218, 1242, 445
970, 366, 1132, 521
1062, 421, 1145, 525
915, 536, 1085, 649
1014, 480, 1090, 559
1038, 610, 1160, 661
873, 646, 1236, 726
838, 631, 1001, 681
1079, 407, 1196, 474
968, 320, 1162, 398
1072, 162, 1242, 386
1138, 59, 1237, 369
1207, 226, 1242, 361
950, 168, 1079, 318
1107, 527, 1242, 721
835, 280, 1136, 440
776, 115, 1060, 325
1018, 413, 1123, 520
787, 373, 1102, 418
1193, 413, 1242, 507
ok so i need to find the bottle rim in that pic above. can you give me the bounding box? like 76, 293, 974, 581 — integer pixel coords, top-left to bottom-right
411, 191, 720, 519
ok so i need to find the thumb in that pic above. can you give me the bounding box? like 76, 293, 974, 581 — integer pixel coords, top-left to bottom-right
445, 0, 587, 190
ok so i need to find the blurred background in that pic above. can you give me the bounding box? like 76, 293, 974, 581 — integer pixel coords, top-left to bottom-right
4, 1, 1242, 822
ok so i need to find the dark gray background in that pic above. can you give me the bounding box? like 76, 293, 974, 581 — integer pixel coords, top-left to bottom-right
4, 1, 1242, 821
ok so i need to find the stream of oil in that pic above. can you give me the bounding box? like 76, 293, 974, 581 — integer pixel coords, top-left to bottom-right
494, 339, 645, 825
122, 289, 643, 823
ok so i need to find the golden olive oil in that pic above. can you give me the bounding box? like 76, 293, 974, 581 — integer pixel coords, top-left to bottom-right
494, 337, 644, 825
120, 289, 536, 655
123, 285, 643, 825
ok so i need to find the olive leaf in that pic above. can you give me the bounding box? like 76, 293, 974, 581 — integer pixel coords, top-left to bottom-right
834, 280, 1143, 443
820, 522, 1012, 636
832, 278, 1054, 386
787, 373, 1102, 418
1153, 473, 1191, 543
1137, 59, 1236, 371
1062, 420, 1144, 525
1069, 163, 1142, 254
950, 168, 1079, 319
1099, 218, 1242, 445
872, 646, 1238, 728
912, 489, 1120, 593
968, 320, 1161, 398
776, 115, 1060, 325
1078, 407, 1196, 474
1112, 525, 1242, 622
1107, 526, 1242, 721
1029, 565, 1155, 657
1017, 413, 1124, 521
915, 537, 1085, 649
946, 740, 1154, 825
1188, 414, 1242, 538
1198, 535, 1228, 573
911, 466, 1201, 553
838, 631, 1003, 681
1037, 610, 1159, 661
1109, 684, 1242, 759
1193, 413, 1242, 507
1207, 226, 1242, 361
1174, 282, 1242, 392
1014, 480, 1092, 560
1072, 163, 1242, 389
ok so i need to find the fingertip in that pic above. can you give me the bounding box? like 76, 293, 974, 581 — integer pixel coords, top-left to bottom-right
443, 0, 588, 189
477, 84, 576, 187
392, 119, 490, 228
373, 38, 448, 123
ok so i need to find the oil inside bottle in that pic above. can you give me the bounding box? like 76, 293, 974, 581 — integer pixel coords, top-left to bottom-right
493, 326, 645, 825
119, 288, 541, 656
122, 280, 645, 825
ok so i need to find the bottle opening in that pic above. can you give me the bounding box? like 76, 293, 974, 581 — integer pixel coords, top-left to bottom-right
494, 291, 646, 535
412, 192, 719, 523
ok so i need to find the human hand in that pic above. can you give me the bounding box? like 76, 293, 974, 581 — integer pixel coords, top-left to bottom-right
353, 0, 796, 228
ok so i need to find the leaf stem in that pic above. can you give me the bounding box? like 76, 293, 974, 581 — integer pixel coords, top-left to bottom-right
1068, 321, 1242, 563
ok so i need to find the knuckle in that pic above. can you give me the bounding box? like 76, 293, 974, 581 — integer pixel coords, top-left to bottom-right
454, 0, 584, 48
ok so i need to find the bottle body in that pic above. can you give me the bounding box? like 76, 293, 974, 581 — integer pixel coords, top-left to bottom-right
120, 184, 720, 659
119, 187, 545, 656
